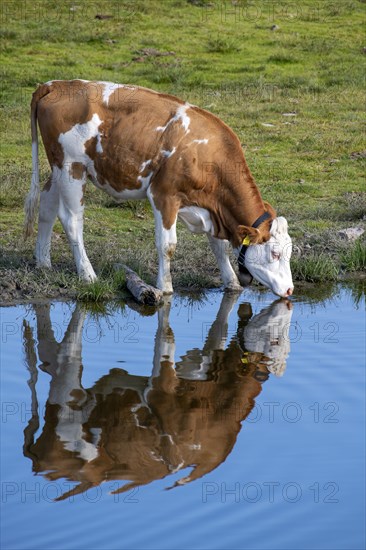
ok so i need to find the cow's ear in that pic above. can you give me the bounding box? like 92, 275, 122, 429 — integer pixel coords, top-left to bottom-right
237, 225, 261, 244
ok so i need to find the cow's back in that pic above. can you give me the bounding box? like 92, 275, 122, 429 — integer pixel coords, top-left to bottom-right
34, 80, 243, 198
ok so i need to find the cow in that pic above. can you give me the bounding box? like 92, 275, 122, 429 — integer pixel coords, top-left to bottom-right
24, 80, 294, 297
22, 293, 293, 498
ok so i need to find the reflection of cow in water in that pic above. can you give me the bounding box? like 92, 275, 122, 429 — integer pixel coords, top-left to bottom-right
22, 294, 293, 500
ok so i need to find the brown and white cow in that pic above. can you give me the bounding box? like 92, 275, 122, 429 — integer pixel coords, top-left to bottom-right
24, 80, 294, 297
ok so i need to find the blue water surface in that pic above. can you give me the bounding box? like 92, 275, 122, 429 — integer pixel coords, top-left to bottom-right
0, 285, 365, 550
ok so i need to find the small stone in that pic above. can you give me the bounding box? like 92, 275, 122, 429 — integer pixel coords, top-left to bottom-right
350, 150, 366, 160
282, 112, 297, 117
305, 244, 312, 250
298, 178, 305, 184
338, 227, 365, 242
270, 25, 280, 31
261, 123, 275, 127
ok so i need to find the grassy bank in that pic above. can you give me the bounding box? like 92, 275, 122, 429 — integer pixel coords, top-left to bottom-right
1, 0, 365, 303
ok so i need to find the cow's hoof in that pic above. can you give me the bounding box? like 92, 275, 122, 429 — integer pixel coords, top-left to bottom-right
158, 281, 173, 294
224, 283, 243, 293
80, 273, 98, 283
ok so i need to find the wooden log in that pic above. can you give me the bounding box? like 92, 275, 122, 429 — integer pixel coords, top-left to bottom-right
114, 263, 164, 306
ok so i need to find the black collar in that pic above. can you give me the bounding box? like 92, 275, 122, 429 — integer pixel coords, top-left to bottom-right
238, 211, 271, 274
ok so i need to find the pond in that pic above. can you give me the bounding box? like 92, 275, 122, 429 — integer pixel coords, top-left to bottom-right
1, 285, 365, 550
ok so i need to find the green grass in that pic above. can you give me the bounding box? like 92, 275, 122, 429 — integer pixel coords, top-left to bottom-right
291, 254, 339, 283
77, 279, 115, 302
341, 240, 366, 272
206, 36, 240, 53
0, 0, 365, 301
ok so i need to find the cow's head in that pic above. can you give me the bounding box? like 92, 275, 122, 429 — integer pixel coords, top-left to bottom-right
236, 216, 294, 298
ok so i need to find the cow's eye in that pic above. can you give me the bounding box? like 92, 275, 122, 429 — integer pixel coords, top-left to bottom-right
271, 250, 281, 261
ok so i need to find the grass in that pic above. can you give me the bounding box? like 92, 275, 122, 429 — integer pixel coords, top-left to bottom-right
206, 36, 240, 53
341, 240, 366, 272
77, 279, 115, 302
0, 0, 365, 302
291, 254, 338, 283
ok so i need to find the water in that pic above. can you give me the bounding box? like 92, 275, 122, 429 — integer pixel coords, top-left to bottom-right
1, 285, 365, 550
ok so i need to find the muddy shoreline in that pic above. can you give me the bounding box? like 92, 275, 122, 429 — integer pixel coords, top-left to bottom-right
1, 267, 364, 307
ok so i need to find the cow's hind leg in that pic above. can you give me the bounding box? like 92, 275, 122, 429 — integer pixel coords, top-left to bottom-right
36, 170, 59, 268
207, 234, 242, 291
147, 188, 177, 294
57, 164, 97, 282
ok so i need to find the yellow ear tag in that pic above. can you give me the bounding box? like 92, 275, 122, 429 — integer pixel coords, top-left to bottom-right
242, 236, 251, 246
241, 352, 249, 364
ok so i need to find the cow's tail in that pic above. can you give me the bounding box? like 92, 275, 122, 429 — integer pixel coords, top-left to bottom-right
24, 83, 51, 238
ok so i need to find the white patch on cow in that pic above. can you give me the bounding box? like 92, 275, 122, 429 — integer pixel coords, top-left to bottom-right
140, 159, 152, 172
150, 451, 165, 463
102, 82, 123, 105
192, 139, 208, 145
56, 411, 99, 462
161, 147, 176, 158
91, 178, 151, 202
96, 132, 103, 153
156, 103, 191, 133
58, 113, 108, 241
58, 113, 103, 161
101, 81, 136, 105
89, 161, 153, 201
137, 171, 153, 189
178, 206, 214, 234
177, 104, 191, 131
147, 188, 177, 293
90, 427, 102, 447
177, 355, 212, 381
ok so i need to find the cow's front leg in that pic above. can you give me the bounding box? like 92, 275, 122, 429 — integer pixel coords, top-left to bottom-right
207, 234, 242, 291
147, 189, 177, 294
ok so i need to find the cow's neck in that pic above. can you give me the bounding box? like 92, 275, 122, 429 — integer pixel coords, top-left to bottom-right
220, 163, 267, 243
